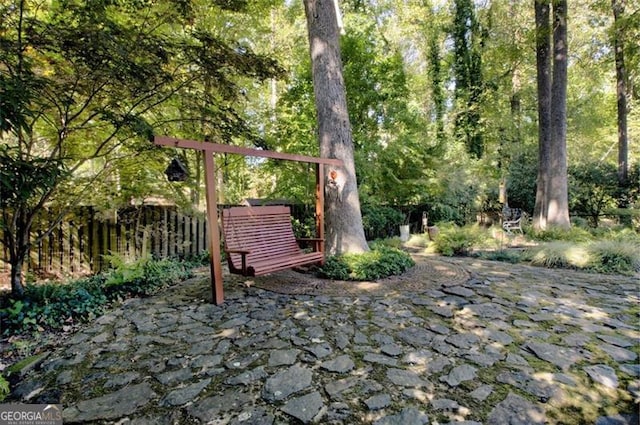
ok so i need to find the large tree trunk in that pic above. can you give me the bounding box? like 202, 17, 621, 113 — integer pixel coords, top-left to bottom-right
547, 0, 570, 229
302, 0, 369, 254
10, 261, 25, 298
612, 0, 629, 188
532, 0, 552, 230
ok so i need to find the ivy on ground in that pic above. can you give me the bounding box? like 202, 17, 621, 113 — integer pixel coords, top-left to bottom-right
0, 256, 206, 337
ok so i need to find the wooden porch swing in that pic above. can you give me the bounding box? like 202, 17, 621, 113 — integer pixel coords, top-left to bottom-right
154, 136, 343, 305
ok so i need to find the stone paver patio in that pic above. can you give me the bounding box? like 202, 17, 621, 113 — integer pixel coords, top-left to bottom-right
5, 254, 640, 424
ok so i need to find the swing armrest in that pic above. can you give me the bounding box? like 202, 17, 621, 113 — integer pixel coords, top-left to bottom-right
225, 247, 251, 255
224, 247, 251, 275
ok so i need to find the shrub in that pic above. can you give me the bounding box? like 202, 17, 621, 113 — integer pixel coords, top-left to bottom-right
105, 257, 192, 297
316, 256, 351, 280
317, 246, 415, 281
586, 240, 640, 275
361, 205, 405, 240
182, 250, 211, 267
369, 237, 403, 249
569, 163, 619, 227
524, 242, 589, 269
506, 150, 538, 214
405, 233, 430, 248
477, 249, 523, 264
528, 226, 594, 243
522, 238, 640, 275
0, 257, 194, 336
603, 228, 640, 244
433, 223, 484, 256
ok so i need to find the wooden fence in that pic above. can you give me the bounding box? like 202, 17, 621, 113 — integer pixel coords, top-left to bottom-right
1, 206, 210, 280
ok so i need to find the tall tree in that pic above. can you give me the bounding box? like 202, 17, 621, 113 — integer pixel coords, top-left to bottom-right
451, 0, 484, 158
532, 0, 552, 230
532, 0, 570, 229
429, 34, 446, 142
547, 0, 570, 228
302, 0, 369, 254
611, 0, 629, 188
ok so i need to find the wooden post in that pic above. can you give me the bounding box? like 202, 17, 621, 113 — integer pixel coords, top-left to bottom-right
203, 152, 224, 305
315, 163, 325, 257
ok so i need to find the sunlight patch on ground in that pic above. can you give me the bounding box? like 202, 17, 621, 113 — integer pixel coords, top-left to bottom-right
350, 281, 383, 291
214, 329, 237, 338
294, 310, 310, 319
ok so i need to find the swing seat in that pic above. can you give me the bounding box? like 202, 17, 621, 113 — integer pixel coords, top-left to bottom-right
222, 206, 324, 277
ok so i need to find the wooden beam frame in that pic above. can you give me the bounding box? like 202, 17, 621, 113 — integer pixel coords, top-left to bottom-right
154, 136, 343, 305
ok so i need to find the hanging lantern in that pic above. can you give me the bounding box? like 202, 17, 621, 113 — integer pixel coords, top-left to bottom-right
165, 157, 189, 182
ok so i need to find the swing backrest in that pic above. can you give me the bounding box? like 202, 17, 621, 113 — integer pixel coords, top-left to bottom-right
221, 205, 323, 276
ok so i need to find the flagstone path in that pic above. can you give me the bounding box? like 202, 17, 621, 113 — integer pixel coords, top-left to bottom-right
5, 254, 640, 424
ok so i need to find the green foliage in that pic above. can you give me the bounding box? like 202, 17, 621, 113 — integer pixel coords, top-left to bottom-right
506, 150, 537, 213
182, 250, 212, 267
103, 255, 196, 297
432, 223, 485, 256
477, 249, 523, 264
361, 205, 406, 240
291, 215, 316, 239
586, 240, 640, 274
528, 226, 595, 242
603, 228, 640, 244
317, 246, 415, 281
423, 163, 486, 225
451, 0, 484, 158
0, 374, 9, 402
0, 257, 194, 336
103, 255, 146, 288
569, 163, 619, 227
0, 0, 284, 297
316, 256, 351, 281
369, 237, 404, 250
429, 203, 466, 225
0, 146, 68, 209
524, 242, 587, 269
405, 233, 430, 248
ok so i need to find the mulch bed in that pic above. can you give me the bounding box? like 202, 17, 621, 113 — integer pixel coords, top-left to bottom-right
239, 254, 470, 297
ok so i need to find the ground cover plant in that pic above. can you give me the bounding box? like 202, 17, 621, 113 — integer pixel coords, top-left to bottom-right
316, 242, 415, 281
431, 222, 499, 256
0, 256, 204, 337
0, 375, 8, 402
0, 255, 205, 400
522, 238, 640, 275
